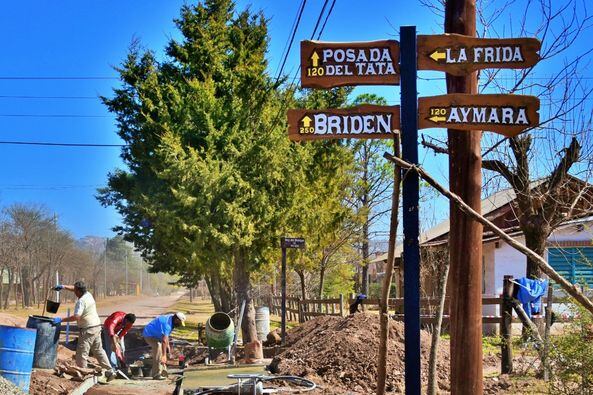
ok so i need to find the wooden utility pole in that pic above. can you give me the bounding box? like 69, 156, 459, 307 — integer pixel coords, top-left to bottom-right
444, 0, 483, 393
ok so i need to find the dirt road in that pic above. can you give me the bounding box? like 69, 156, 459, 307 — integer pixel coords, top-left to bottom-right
96, 291, 185, 325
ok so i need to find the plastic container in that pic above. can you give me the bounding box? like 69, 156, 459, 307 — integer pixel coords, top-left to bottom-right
26, 315, 61, 369
45, 299, 60, 314
255, 307, 270, 341
205, 312, 235, 349
0, 325, 36, 393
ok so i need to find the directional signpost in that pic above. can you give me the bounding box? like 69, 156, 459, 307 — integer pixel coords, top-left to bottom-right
417, 34, 541, 75
287, 105, 400, 141
418, 94, 540, 137
288, 28, 541, 394
280, 237, 305, 344
301, 40, 400, 88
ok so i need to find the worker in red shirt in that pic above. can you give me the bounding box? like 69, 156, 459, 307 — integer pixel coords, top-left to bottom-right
102, 312, 136, 369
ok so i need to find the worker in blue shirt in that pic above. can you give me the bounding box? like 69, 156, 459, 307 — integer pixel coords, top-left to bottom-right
143, 312, 186, 379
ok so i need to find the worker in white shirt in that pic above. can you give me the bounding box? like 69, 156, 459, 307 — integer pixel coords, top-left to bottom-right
53, 281, 114, 380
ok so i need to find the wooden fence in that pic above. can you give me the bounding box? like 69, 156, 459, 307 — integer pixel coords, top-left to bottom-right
263, 293, 567, 326
269, 295, 344, 323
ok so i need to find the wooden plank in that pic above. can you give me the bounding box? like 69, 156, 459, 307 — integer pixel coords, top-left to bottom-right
300, 40, 400, 88
287, 105, 399, 141
417, 34, 540, 76
418, 94, 540, 137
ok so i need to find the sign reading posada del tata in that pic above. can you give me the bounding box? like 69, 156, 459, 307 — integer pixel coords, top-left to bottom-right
300, 40, 400, 88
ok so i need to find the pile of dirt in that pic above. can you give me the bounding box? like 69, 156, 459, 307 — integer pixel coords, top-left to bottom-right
29, 369, 80, 395
269, 313, 450, 394
0, 313, 27, 327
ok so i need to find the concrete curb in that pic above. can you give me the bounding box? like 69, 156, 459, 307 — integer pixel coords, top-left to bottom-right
68, 376, 97, 395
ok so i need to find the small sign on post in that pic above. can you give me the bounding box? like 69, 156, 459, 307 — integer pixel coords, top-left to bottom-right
300, 40, 400, 88
418, 94, 540, 137
417, 34, 540, 75
287, 105, 400, 141
280, 236, 305, 345
281, 237, 306, 249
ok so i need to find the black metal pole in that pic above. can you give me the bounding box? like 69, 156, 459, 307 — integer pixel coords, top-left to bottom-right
400, 25, 421, 394
281, 237, 287, 345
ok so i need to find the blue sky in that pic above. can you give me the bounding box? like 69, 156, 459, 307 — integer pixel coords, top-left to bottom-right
0, 0, 590, 239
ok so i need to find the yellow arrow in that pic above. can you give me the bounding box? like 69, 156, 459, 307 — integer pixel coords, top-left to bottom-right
311, 52, 320, 67
301, 116, 312, 127
428, 115, 447, 123
430, 50, 446, 62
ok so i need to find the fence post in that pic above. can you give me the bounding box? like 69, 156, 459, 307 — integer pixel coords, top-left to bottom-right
339, 294, 344, 316
501, 275, 514, 374
543, 284, 554, 381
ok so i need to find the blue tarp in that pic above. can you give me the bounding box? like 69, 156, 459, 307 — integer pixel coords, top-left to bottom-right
515, 277, 548, 318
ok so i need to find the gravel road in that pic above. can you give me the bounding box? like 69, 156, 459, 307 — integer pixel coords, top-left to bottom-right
96, 291, 186, 325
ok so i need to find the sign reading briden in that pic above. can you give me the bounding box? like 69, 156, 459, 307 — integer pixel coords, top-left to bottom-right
300, 40, 400, 88
287, 105, 400, 141
417, 34, 540, 76
418, 94, 540, 137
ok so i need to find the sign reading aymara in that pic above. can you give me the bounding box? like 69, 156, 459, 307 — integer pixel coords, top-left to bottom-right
288, 105, 400, 141
417, 34, 540, 76
300, 40, 400, 88
418, 94, 540, 137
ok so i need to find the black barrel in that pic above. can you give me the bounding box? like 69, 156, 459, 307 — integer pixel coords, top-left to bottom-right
26, 315, 61, 369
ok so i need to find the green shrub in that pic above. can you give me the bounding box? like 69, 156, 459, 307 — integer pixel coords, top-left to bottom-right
549, 303, 593, 394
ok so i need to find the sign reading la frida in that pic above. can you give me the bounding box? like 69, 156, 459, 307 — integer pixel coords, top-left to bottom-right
300, 40, 400, 88
287, 105, 400, 141
418, 94, 540, 137
417, 34, 540, 75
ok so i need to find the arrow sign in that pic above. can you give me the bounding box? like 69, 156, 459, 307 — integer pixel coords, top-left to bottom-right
311, 52, 319, 67
417, 34, 540, 76
418, 94, 540, 137
300, 40, 400, 89
287, 105, 400, 141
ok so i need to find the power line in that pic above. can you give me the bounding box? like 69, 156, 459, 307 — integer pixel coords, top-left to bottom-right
316, 0, 337, 40
275, 0, 307, 82
0, 114, 112, 118
0, 141, 126, 147
310, 0, 330, 40
0, 95, 98, 100
0, 76, 118, 80
0, 184, 104, 190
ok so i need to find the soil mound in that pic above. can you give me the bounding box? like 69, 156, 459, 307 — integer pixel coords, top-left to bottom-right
270, 313, 450, 394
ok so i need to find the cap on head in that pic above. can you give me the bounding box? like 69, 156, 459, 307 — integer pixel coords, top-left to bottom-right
174, 312, 186, 327
74, 281, 87, 294
357, 294, 367, 300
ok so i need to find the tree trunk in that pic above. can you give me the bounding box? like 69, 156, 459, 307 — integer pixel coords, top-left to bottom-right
0, 268, 4, 309
361, 221, 370, 295
523, 224, 548, 278
318, 256, 327, 298
318, 264, 325, 299
4, 269, 13, 309
428, 260, 451, 395
296, 270, 307, 300
219, 276, 233, 313
205, 273, 222, 312
233, 248, 258, 344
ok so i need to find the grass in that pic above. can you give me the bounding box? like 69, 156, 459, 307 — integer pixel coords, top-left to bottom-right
169, 297, 300, 341
170, 297, 215, 342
